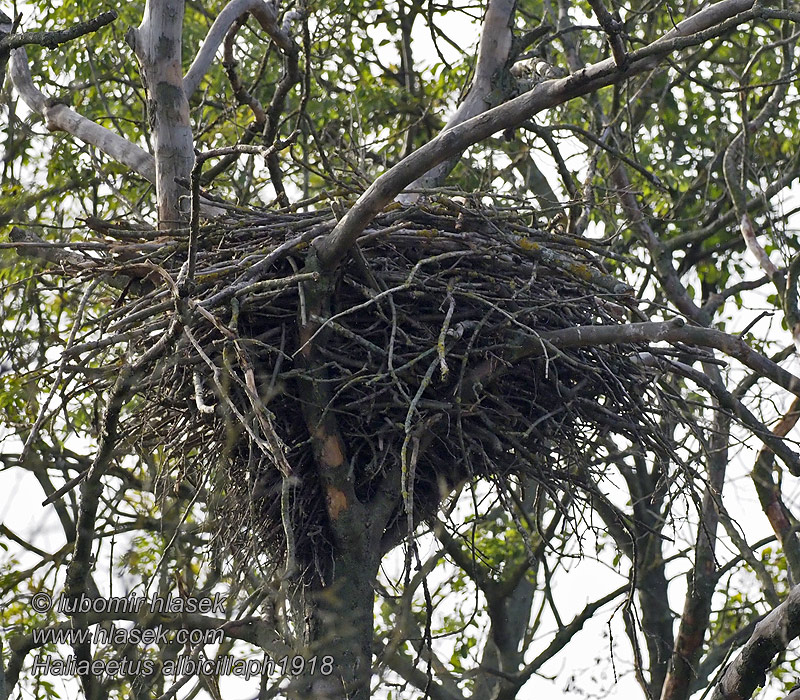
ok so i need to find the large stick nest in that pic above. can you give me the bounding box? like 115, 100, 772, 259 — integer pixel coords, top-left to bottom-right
60, 198, 682, 576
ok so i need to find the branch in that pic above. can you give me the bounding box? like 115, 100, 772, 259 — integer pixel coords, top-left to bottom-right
506, 584, 628, 693
711, 583, 800, 700
316, 0, 759, 270
6, 226, 171, 292
382, 640, 466, 700
0, 10, 117, 51
8, 48, 225, 218
666, 164, 800, 252
183, 0, 297, 99
399, 0, 517, 199
661, 357, 800, 477
690, 614, 765, 695
585, 0, 627, 67
751, 397, 800, 583
200, 5, 302, 189
222, 15, 266, 124
611, 161, 706, 323
9, 47, 156, 183
516, 318, 800, 405
60, 318, 181, 695
293, 252, 380, 554
490, 317, 800, 473
8, 227, 91, 268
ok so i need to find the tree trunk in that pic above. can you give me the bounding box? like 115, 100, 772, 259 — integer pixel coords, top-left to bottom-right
660, 403, 729, 700
292, 545, 378, 700
289, 256, 395, 699
130, 0, 194, 229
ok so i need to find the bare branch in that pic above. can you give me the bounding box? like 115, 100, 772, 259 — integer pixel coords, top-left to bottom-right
8, 42, 226, 218
610, 163, 706, 322
222, 15, 266, 124
382, 641, 466, 700
8, 227, 92, 268
512, 318, 800, 404
508, 585, 628, 692
751, 397, 800, 583
586, 0, 627, 67
666, 157, 800, 252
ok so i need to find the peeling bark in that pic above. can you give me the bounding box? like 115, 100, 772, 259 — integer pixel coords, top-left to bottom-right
291, 252, 398, 699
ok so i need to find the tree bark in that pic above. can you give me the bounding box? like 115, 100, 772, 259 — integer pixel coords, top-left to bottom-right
751, 398, 800, 583
291, 547, 379, 700
130, 0, 194, 229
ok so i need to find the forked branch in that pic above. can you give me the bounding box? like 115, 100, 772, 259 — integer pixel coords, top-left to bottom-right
399, 0, 517, 200
183, 0, 298, 99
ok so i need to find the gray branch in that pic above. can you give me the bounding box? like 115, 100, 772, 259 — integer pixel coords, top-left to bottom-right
398, 0, 517, 200
9, 47, 156, 183
712, 584, 800, 700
